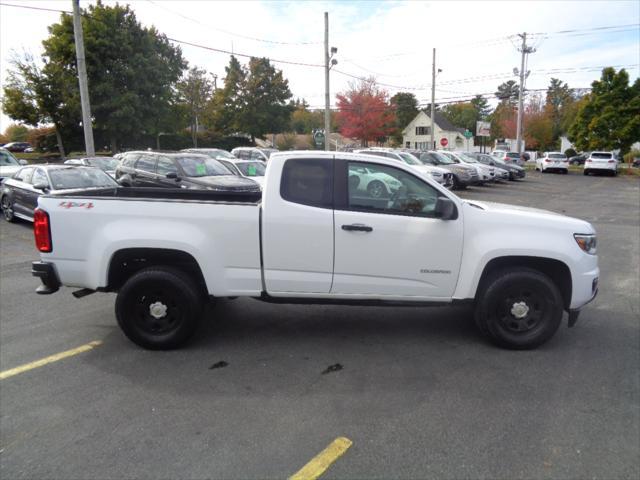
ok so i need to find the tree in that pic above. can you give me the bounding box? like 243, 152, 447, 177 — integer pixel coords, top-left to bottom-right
41, 2, 187, 152
568, 68, 640, 155
524, 94, 554, 151
2, 123, 29, 142
545, 78, 574, 142
390, 92, 419, 143
470, 95, 491, 119
495, 80, 520, 106
336, 78, 396, 147
441, 102, 478, 133
2, 52, 79, 156
178, 67, 214, 147
204, 55, 247, 135
241, 57, 293, 141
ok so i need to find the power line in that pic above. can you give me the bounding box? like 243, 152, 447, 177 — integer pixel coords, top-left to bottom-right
530, 23, 640, 36
145, 0, 322, 46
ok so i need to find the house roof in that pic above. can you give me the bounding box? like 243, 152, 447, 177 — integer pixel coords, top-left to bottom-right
402, 110, 466, 136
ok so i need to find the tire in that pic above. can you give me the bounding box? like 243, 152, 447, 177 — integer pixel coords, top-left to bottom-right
474, 267, 563, 350
367, 180, 387, 198
583, 169, 589, 176
1, 195, 15, 222
115, 266, 205, 350
452, 176, 466, 190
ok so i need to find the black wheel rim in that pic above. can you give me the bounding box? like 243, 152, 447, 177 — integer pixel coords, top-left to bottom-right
2, 198, 12, 220
130, 287, 185, 336
495, 287, 548, 334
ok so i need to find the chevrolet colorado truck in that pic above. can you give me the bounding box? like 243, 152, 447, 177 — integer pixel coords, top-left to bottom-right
31, 151, 599, 350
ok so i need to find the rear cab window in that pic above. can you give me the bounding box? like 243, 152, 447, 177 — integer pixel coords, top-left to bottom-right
591, 152, 613, 160
280, 158, 333, 208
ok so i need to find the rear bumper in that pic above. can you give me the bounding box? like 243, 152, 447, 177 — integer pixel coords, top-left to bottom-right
584, 163, 617, 171
32, 261, 60, 294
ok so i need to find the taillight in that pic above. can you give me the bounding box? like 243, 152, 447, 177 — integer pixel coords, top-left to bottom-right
34, 209, 52, 253
545, 159, 552, 162
608, 160, 615, 163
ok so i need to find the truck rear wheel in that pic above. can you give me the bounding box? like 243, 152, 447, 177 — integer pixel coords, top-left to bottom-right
115, 266, 204, 350
475, 267, 563, 349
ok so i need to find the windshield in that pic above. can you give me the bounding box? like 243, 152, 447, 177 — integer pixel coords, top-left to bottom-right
457, 153, 478, 163
87, 157, 119, 170
398, 152, 421, 165
236, 161, 266, 177
439, 151, 460, 163
548, 153, 566, 159
177, 156, 231, 177
49, 168, 117, 190
0, 150, 20, 166
429, 151, 455, 165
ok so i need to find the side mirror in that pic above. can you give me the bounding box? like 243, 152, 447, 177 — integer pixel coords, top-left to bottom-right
33, 182, 49, 192
19, 159, 28, 165
434, 197, 458, 220
166, 172, 181, 181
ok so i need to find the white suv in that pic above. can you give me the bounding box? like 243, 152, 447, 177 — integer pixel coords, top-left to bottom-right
536, 152, 568, 174
584, 152, 618, 176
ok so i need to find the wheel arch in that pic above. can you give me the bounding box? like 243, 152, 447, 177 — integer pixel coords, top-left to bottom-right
476, 256, 572, 310
107, 247, 208, 294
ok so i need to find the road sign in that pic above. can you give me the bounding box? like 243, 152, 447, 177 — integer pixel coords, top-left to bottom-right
476, 121, 491, 137
440, 138, 448, 147
464, 130, 473, 139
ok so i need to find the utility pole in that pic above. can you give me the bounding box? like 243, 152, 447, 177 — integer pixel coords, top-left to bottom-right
430, 48, 436, 150
324, 12, 330, 151
72, 0, 95, 156
515, 32, 535, 155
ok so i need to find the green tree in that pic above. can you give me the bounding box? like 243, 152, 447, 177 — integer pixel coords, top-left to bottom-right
204, 55, 247, 135
2, 123, 29, 142
441, 102, 478, 132
495, 80, 520, 106
544, 78, 574, 142
178, 66, 214, 147
241, 57, 293, 141
470, 95, 491, 119
42, 2, 186, 151
389, 92, 419, 143
568, 68, 640, 155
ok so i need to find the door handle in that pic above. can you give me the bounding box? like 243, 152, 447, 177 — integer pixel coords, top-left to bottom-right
342, 224, 373, 232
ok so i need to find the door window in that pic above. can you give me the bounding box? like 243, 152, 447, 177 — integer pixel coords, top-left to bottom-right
280, 158, 333, 208
346, 161, 439, 217
122, 153, 140, 167
135, 154, 157, 173
15, 167, 34, 183
32, 169, 50, 188
156, 157, 178, 176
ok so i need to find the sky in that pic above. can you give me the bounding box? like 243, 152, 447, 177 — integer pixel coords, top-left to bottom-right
0, 0, 639, 131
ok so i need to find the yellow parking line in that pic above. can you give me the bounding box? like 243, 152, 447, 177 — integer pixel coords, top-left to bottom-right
289, 437, 353, 480
0, 340, 102, 380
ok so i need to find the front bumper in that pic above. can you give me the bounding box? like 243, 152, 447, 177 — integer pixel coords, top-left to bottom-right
32, 261, 60, 294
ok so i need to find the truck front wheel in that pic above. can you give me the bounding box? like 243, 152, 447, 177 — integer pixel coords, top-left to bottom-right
475, 267, 563, 349
115, 267, 204, 350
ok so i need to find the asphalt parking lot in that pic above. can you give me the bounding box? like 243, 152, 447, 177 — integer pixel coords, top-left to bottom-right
1, 170, 639, 480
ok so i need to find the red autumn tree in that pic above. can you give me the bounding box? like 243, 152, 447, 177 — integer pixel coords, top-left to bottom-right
336, 78, 396, 147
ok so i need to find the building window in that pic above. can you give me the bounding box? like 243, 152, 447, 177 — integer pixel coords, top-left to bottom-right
415, 126, 431, 136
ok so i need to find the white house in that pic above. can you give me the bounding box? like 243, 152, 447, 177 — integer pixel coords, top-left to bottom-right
402, 111, 475, 151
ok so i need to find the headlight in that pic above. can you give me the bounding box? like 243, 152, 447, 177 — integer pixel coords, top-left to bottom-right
574, 234, 597, 255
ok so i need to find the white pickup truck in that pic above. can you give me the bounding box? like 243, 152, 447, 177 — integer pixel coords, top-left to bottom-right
32, 151, 599, 350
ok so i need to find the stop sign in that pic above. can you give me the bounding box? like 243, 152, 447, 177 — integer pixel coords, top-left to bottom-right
440, 138, 448, 147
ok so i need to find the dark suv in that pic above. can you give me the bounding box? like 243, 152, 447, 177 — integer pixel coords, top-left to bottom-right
115, 151, 261, 192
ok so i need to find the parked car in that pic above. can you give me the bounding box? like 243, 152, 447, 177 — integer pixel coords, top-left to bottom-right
0, 148, 28, 181
354, 148, 454, 188
3, 142, 32, 153
467, 153, 509, 181
468, 152, 525, 181
440, 151, 495, 183
115, 151, 261, 193
181, 148, 237, 161
1, 165, 117, 222
536, 152, 569, 174
417, 151, 480, 189
64, 156, 119, 178
33, 150, 599, 351
492, 151, 524, 166
231, 147, 279, 162
216, 159, 266, 188
584, 151, 618, 176
569, 153, 589, 165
